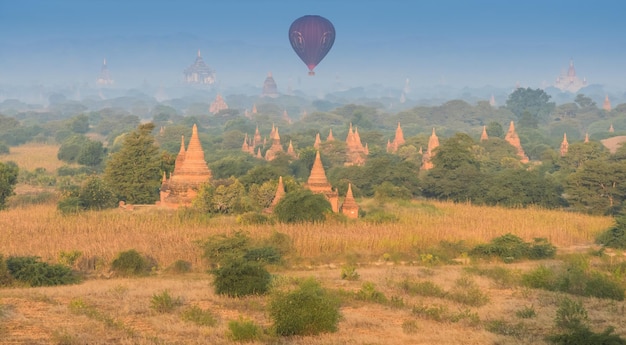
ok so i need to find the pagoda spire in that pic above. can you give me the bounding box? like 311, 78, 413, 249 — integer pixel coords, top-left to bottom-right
306, 151, 338, 212
505, 121, 529, 163
394, 122, 405, 146
604, 95, 612, 112
584, 132, 589, 143
173, 135, 186, 174
271, 176, 286, 207
480, 125, 489, 141
327, 128, 335, 141
341, 183, 359, 219
314, 133, 321, 149
560, 133, 569, 157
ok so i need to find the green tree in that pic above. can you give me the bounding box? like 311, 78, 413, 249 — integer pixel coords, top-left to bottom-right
480, 169, 564, 208
104, 123, 162, 204
77, 140, 106, 167
505, 87, 555, 122
57, 135, 89, 163
0, 161, 19, 210
565, 158, 626, 214
69, 114, 89, 134
274, 189, 331, 223
78, 176, 117, 210
485, 121, 504, 138
422, 133, 483, 202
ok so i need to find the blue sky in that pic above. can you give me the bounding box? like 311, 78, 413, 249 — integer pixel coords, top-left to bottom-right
1, 0, 625, 90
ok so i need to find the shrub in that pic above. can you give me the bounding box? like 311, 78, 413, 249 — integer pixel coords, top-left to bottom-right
470, 234, 555, 262
522, 265, 558, 290
58, 250, 82, 267
340, 265, 360, 281
168, 260, 191, 274
227, 318, 262, 342
596, 216, 626, 249
213, 259, 271, 297
0, 142, 9, 155
273, 189, 331, 224
269, 278, 341, 336
362, 209, 399, 224
236, 212, 274, 225
411, 304, 448, 322
516, 305, 537, 319
400, 279, 446, 298
181, 305, 217, 327
243, 246, 282, 265
355, 282, 388, 304
0, 254, 14, 287
554, 297, 588, 332
6, 256, 79, 287
485, 319, 525, 338
402, 319, 418, 334
447, 276, 490, 307
57, 197, 83, 215
110, 249, 150, 277
583, 272, 624, 301
150, 290, 183, 313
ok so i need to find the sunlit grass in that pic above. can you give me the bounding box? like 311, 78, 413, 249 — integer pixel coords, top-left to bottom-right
0, 143, 65, 172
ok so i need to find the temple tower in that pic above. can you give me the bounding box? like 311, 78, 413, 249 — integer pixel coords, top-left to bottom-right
604, 95, 612, 112
341, 183, 359, 219
421, 128, 440, 170
265, 127, 284, 161
345, 124, 367, 166
327, 128, 335, 141
160, 124, 212, 208
505, 121, 529, 163
480, 125, 489, 141
388, 122, 405, 153
209, 94, 228, 114
184, 50, 215, 84
262, 72, 279, 97
306, 151, 339, 212
560, 133, 569, 157
314, 133, 322, 149
97, 58, 114, 85
271, 176, 285, 208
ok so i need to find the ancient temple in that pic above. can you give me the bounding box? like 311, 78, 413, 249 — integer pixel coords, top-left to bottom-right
327, 128, 335, 141
209, 94, 228, 114
560, 133, 569, 157
262, 72, 279, 98
421, 128, 440, 170
184, 50, 215, 85
603, 95, 612, 112
585, 132, 589, 143
609, 124, 615, 133
505, 121, 529, 163
341, 183, 359, 219
345, 124, 368, 166
480, 126, 489, 141
489, 95, 496, 107
313, 133, 322, 149
387, 122, 406, 153
253, 126, 262, 147
265, 127, 284, 161
287, 140, 297, 158
96, 58, 114, 85
554, 59, 587, 93
269, 176, 285, 211
282, 110, 292, 124
306, 151, 339, 212
160, 124, 212, 208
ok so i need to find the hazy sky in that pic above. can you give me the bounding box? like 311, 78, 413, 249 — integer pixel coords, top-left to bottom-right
1, 0, 625, 90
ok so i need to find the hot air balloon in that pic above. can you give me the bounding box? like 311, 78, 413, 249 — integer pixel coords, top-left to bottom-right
288, 15, 335, 76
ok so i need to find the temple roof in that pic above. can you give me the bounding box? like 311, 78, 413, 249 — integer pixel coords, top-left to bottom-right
307, 151, 331, 191
505, 121, 529, 163
480, 126, 488, 141
262, 72, 279, 97
327, 128, 335, 141
560, 133, 569, 157
184, 50, 215, 84
271, 176, 285, 207
314, 133, 321, 149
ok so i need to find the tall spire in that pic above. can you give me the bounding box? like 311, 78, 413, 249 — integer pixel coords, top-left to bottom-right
314, 133, 321, 149
480, 126, 489, 141
422, 128, 440, 170
173, 135, 186, 174
327, 128, 335, 141
341, 183, 359, 219
394, 122, 405, 146
604, 95, 612, 112
306, 151, 338, 212
271, 176, 285, 207
505, 121, 529, 163
560, 133, 569, 157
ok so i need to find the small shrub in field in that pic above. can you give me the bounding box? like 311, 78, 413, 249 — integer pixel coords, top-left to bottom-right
596, 215, 626, 249
0, 255, 14, 287
340, 265, 360, 281
464, 266, 520, 288
402, 319, 418, 334
522, 265, 558, 290
227, 318, 262, 342
516, 305, 537, 319
485, 319, 525, 338
469, 234, 555, 262
362, 209, 399, 224
400, 279, 446, 298
213, 259, 271, 297
57, 197, 83, 215
447, 276, 489, 307
355, 282, 387, 304
150, 290, 183, 314
243, 246, 282, 265
168, 260, 191, 274
549, 299, 626, 344
58, 250, 82, 267
181, 305, 217, 327
236, 212, 274, 225
269, 278, 341, 336
6, 256, 79, 287
111, 249, 150, 277
411, 304, 448, 322
554, 297, 588, 332
583, 272, 624, 301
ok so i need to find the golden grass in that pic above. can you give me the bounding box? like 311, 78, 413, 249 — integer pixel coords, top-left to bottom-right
0, 200, 613, 269
0, 143, 65, 172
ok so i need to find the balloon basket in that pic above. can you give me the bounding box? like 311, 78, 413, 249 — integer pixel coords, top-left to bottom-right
308, 71, 315, 76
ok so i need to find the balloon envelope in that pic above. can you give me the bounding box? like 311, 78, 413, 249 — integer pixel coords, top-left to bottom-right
288, 15, 335, 75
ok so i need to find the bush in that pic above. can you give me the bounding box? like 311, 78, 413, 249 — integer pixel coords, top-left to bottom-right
596, 216, 626, 249
400, 279, 446, 298
362, 209, 399, 224
515, 305, 537, 319
168, 260, 191, 274
150, 290, 183, 313
0, 254, 14, 287
236, 212, 274, 225
269, 278, 341, 336
0, 142, 9, 155
355, 282, 388, 304
6, 256, 79, 287
273, 189, 331, 224
110, 249, 151, 277
213, 259, 271, 297
469, 234, 555, 262
340, 265, 360, 281
227, 318, 262, 342
182, 305, 217, 327
57, 197, 83, 215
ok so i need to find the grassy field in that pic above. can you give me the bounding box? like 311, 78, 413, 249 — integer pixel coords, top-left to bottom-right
0, 143, 65, 172
1, 143, 624, 344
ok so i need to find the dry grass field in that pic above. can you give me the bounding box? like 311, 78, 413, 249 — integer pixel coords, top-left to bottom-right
1, 199, 624, 344
1, 143, 624, 344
